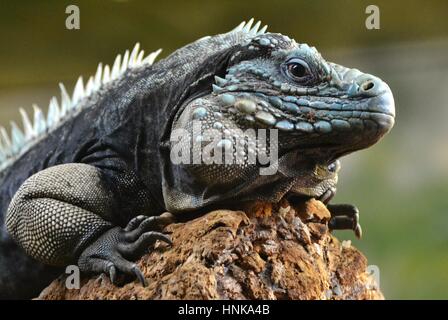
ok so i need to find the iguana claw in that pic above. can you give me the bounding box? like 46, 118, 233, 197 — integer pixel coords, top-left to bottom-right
327, 204, 362, 239
318, 187, 362, 238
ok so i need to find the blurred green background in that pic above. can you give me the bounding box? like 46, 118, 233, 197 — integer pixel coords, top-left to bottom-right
0, 0, 447, 299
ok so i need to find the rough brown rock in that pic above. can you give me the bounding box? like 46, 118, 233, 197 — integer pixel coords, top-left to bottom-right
37, 199, 383, 300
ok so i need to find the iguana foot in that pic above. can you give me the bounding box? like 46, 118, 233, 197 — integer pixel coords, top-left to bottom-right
77, 212, 174, 287
327, 204, 362, 239
318, 187, 362, 238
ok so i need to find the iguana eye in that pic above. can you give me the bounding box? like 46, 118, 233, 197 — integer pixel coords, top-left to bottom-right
285, 59, 310, 81
327, 160, 340, 173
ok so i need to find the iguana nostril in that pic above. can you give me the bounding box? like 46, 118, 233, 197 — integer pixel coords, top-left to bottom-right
361, 80, 374, 91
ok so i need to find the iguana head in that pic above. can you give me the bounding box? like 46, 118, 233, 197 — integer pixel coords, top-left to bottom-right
166, 21, 395, 211
204, 32, 394, 161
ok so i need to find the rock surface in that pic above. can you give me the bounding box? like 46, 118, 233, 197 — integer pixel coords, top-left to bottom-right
37, 199, 383, 300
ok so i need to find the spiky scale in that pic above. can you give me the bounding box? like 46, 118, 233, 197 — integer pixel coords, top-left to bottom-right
257, 25, 268, 35
19, 108, 34, 139
0, 133, 8, 159
142, 49, 162, 65
103, 65, 111, 83
250, 21, 261, 36
33, 105, 46, 135
72, 77, 85, 105
242, 18, 254, 32
111, 54, 122, 79
121, 50, 130, 73
47, 97, 60, 128
232, 21, 245, 32
59, 83, 71, 117
0, 127, 11, 150
129, 43, 140, 67
85, 77, 95, 96
94, 63, 103, 90
10, 121, 25, 153
136, 50, 144, 64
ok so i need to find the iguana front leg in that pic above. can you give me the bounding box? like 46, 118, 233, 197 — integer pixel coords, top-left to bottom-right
5, 163, 172, 286
319, 187, 363, 238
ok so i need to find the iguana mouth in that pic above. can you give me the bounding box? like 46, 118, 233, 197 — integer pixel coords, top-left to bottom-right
208, 89, 395, 137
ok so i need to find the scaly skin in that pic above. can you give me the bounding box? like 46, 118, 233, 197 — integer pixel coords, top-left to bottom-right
0, 20, 394, 299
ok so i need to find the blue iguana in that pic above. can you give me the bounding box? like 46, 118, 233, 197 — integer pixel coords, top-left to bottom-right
0, 19, 395, 299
